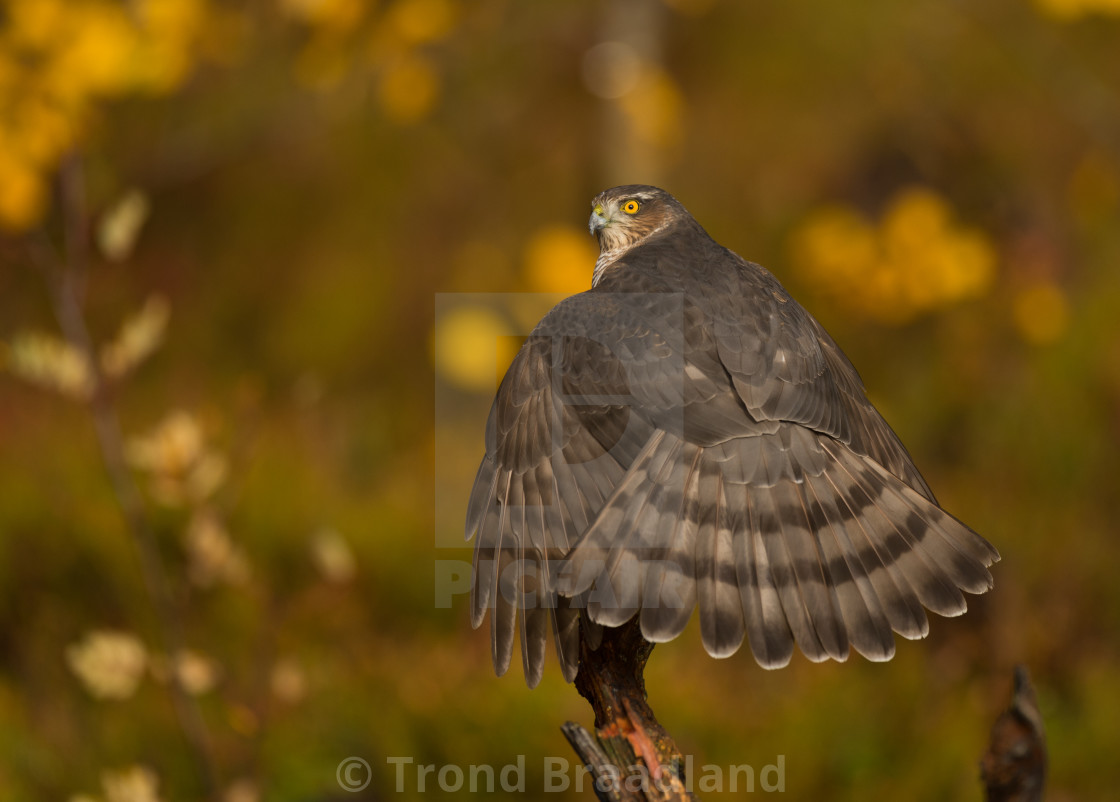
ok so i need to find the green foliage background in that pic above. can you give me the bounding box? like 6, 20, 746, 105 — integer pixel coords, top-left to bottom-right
2, 1, 1119, 800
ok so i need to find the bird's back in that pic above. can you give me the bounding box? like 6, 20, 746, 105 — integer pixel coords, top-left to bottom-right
466, 186, 998, 687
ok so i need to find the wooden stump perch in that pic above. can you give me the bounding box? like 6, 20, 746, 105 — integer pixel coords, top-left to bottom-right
561, 621, 1042, 801
981, 665, 1047, 802
561, 618, 698, 801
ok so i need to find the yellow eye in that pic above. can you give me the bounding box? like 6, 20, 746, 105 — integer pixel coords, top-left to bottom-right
621, 199, 641, 215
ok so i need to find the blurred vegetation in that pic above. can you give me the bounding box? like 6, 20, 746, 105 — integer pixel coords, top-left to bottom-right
2, 1, 1120, 800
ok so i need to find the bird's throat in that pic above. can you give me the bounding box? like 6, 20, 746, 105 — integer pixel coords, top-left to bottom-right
591, 247, 626, 287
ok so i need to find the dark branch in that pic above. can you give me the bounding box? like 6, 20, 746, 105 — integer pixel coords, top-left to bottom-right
562, 617, 697, 801
981, 664, 1047, 802
31, 154, 221, 800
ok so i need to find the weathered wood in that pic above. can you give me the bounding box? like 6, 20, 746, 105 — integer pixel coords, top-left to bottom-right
562, 617, 697, 801
981, 665, 1047, 802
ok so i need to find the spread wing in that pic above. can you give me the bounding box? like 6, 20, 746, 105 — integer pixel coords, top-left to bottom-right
707, 254, 938, 499
467, 237, 998, 687
465, 291, 658, 687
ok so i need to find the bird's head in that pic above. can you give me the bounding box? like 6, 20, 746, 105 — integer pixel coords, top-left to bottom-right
588, 185, 686, 256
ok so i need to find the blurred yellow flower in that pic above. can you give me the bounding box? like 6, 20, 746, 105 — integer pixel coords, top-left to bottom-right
134, 0, 211, 87
433, 304, 512, 392
0, 0, 219, 229
184, 509, 251, 587
1013, 281, 1070, 345
523, 225, 597, 294
377, 53, 439, 123
6, 331, 94, 400
17, 97, 75, 167
66, 630, 148, 700
791, 186, 996, 325
0, 151, 48, 229
125, 410, 228, 505
223, 778, 261, 802
173, 649, 221, 695
270, 657, 308, 703
97, 189, 152, 263
790, 204, 877, 290
0, 0, 455, 226
310, 527, 357, 583
5, 0, 64, 48
100, 295, 170, 380
45, 3, 135, 99
126, 410, 202, 472
101, 765, 164, 802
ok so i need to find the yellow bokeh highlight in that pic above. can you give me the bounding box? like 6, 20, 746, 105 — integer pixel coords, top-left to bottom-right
168, 649, 221, 696
282, 0, 365, 90
387, 0, 458, 44
619, 67, 684, 150
523, 225, 598, 294
125, 410, 228, 506
66, 630, 148, 700
0, 153, 48, 230
0, 0, 219, 229
434, 305, 512, 393
377, 54, 440, 123
1013, 282, 1070, 345
15, 96, 76, 167
5, 330, 94, 400
100, 295, 170, 379
791, 187, 996, 325
43, 4, 136, 100
99, 765, 164, 802
184, 510, 251, 588
97, 189, 152, 263
131, 0, 214, 93
0, 0, 457, 227
309, 527, 358, 584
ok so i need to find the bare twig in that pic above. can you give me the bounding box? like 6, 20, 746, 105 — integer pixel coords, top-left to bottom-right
32, 155, 220, 799
59, 152, 89, 304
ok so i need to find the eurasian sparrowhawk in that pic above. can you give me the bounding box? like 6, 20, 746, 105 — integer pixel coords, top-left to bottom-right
466, 185, 998, 688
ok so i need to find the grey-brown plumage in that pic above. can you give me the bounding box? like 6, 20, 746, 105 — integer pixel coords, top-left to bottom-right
466, 185, 999, 688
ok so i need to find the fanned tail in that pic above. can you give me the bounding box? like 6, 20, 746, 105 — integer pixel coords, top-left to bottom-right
558, 427, 998, 667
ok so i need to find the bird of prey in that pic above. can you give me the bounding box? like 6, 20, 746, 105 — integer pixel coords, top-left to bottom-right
466, 185, 999, 688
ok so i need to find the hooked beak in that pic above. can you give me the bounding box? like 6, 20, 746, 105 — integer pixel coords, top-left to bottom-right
589, 204, 610, 236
